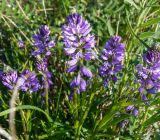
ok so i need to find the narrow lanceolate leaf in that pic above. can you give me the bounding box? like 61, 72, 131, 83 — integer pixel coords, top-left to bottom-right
139, 32, 155, 39
140, 18, 160, 27
0, 105, 53, 122
126, 16, 149, 48
143, 111, 160, 127
101, 114, 131, 130
96, 99, 132, 131
124, 0, 140, 10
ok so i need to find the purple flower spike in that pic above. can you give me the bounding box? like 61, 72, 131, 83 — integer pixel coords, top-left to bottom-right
99, 36, 125, 86
20, 70, 41, 93
143, 49, 160, 65
1, 71, 18, 90
36, 59, 53, 87
62, 13, 95, 50
32, 25, 55, 56
137, 61, 160, 95
36, 59, 48, 72
62, 13, 96, 95
62, 13, 96, 59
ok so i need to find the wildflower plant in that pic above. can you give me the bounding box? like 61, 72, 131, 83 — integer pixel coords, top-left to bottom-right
1, 1, 160, 139
62, 13, 96, 96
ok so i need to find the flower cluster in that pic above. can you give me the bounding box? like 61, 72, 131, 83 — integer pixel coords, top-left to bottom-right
36, 59, 53, 87
1, 70, 40, 93
32, 25, 55, 56
20, 70, 41, 93
99, 36, 125, 86
137, 48, 160, 94
125, 105, 139, 117
2, 71, 18, 90
33, 25, 54, 90
143, 48, 160, 65
120, 105, 139, 128
62, 13, 96, 95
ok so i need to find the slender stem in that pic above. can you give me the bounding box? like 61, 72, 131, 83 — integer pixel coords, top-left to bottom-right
76, 91, 96, 140
73, 92, 79, 139
9, 86, 19, 140
139, 107, 148, 133
17, 98, 28, 140
0, 126, 12, 140
9, 77, 26, 140
42, 0, 47, 19
55, 84, 62, 121
1, 14, 32, 44
44, 74, 49, 114
16, 0, 29, 20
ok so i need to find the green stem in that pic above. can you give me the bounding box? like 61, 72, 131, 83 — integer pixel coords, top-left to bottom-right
76, 92, 96, 140
73, 91, 80, 139
17, 98, 29, 140
139, 107, 148, 134
44, 74, 49, 115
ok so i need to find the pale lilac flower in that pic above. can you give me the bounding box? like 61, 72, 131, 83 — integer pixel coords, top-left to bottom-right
80, 66, 93, 78
132, 108, 139, 117
18, 40, 25, 48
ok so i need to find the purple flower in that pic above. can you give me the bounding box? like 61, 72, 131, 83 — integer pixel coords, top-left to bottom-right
36, 59, 53, 87
1, 71, 18, 90
62, 13, 96, 60
62, 13, 96, 96
20, 70, 41, 93
125, 105, 139, 117
80, 66, 93, 78
32, 25, 55, 56
143, 49, 160, 65
18, 40, 25, 48
137, 63, 160, 94
120, 120, 126, 128
42, 71, 53, 88
132, 108, 139, 117
36, 59, 48, 72
70, 74, 87, 94
125, 105, 134, 111
99, 36, 125, 86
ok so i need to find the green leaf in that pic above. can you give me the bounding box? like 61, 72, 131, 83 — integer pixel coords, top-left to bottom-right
126, 14, 149, 48
124, 0, 140, 10
96, 99, 132, 131
102, 114, 130, 129
140, 18, 160, 27
143, 111, 160, 127
0, 105, 53, 122
107, 19, 115, 36
139, 32, 155, 39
